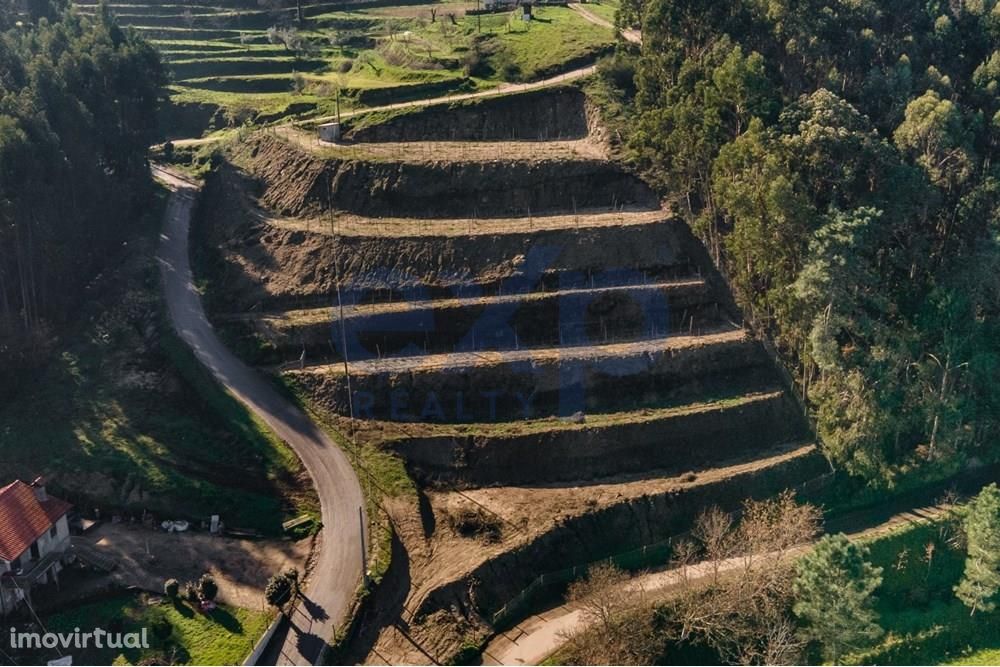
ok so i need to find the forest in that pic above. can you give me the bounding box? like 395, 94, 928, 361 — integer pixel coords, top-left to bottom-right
0, 0, 164, 394
605, 0, 1000, 490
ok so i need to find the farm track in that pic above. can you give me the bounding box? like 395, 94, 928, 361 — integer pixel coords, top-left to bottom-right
481, 499, 953, 666
295, 326, 746, 375
568, 2, 643, 44
278, 126, 609, 162
258, 206, 669, 237
240, 277, 708, 325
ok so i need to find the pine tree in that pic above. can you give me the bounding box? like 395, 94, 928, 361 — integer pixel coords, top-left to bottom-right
955, 484, 1000, 615
793, 533, 883, 662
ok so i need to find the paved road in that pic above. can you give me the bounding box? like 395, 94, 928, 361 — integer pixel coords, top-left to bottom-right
154, 166, 367, 665
481, 500, 952, 665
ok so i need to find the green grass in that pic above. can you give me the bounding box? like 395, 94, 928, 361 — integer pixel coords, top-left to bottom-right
373, 391, 773, 441
492, 6, 614, 79
0, 182, 315, 535
90, 0, 614, 135
952, 647, 1000, 665
580, 0, 619, 24
843, 514, 1000, 665
32, 592, 271, 665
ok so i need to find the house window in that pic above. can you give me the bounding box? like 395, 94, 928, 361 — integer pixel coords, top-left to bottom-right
50, 524, 57, 538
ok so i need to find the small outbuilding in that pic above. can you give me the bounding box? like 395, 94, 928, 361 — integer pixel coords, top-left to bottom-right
318, 121, 341, 143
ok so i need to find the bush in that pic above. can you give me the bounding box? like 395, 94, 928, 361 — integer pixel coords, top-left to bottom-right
198, 573, 219, 601
463, 48, 493, 78
265, 572, 294, 610
151, 617, 172, 640
447, 507, 502, 543
184, 582, 200, 603
283, 568, 300, 592
597, 53, 637, 97
164, 578, 180, 599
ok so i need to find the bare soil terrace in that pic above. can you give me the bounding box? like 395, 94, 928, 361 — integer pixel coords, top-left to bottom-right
278, 126, 609, 162
190, 85, 824, 664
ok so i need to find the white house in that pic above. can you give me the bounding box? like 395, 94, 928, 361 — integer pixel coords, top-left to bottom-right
0, 478, 72, 616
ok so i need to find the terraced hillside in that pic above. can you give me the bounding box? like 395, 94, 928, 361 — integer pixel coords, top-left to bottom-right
193, 87, 828, 663
74, 0, 616, 138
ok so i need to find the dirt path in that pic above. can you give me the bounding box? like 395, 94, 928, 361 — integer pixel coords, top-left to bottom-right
568, 2, 643, 44
308, 66, 600, 128
78, 523, 310, 610
259, 206, 668, 238
298, 326, 745, 375
277, 126, 609, 162
481, 500, 952, 665
169, 66, 602, 151
250, 277, 705, 324
154, 165, 366, 666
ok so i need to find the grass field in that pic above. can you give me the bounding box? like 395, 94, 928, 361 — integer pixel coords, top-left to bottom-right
74, 0, 614, 136
846, 514, 1000, 665
580, 0, 618, 23
0, 183, 317, 535
29, 592, 271, 665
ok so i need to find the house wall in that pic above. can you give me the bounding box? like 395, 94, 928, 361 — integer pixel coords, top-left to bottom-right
0, 514, 70, 615
0, 558, 23, 616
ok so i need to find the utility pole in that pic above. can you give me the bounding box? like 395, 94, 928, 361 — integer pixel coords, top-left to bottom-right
359, 506, 368, 583
337, 283, 357, 463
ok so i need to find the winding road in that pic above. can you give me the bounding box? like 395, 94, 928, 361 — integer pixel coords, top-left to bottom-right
154, 166, 366, 666
150, 12, 642, 664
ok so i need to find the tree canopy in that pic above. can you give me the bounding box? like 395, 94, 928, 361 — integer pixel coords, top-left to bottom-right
793, 533, 883, 661
0, 0, 165, 393
955, 483, 1000, 614
611, 0, 1000, 489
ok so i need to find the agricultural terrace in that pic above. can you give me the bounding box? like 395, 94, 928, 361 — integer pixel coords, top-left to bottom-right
74, 0, 617, 136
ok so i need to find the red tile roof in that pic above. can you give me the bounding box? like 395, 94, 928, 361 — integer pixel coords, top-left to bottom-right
0, 481, 72, 562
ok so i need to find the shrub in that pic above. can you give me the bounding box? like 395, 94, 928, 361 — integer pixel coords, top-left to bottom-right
164, 578, 180, 599
283, 568, 300, 593
265, 572, 294, 610
447, 507, 502, 543
184, 582, 200, 603
463, 48, 492, 77
199, 573, 219, 601
597, 53, 637, 97
151, 617, 172, 640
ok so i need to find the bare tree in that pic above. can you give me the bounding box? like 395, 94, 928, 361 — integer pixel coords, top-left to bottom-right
666, 492, 822, 665
567, 562, 635, 635
562, 563, 659, 665
693, 505, 733, 584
